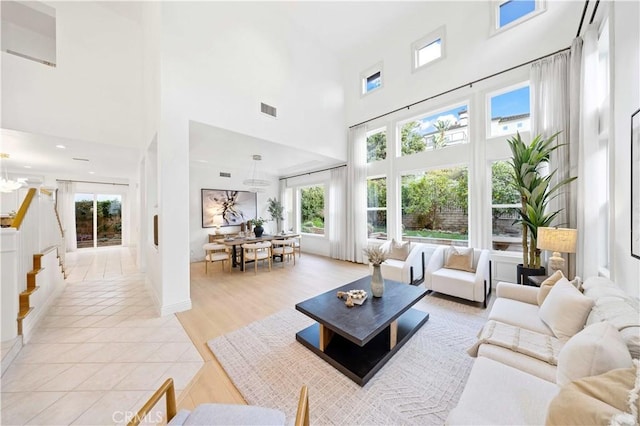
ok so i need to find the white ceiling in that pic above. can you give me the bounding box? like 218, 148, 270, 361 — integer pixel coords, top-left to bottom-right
189, 121, 343, 178
1, 1, 429, 183
0, 128, 140, 184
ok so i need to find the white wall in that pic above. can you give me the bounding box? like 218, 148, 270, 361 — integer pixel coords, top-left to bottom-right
342, 1, 583, 126
160, 2, 346, 162
1, 22, 55, 65
155, 1, 347, 313
611, 1, 640, 297
189, 161, 279, 263
1, 2, 143, 149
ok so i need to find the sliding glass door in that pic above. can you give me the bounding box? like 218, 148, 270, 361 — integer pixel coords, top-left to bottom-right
75, 193, 122, 248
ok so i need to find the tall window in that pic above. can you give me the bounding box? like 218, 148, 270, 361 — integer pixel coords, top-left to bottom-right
367, 128, 387, 163
300, 185, 325, 235
490, 161, 522, 251
488, 84, 530, 137
399, 104, 468, 156
401, 167, 468, 246
367, 177, 387, 240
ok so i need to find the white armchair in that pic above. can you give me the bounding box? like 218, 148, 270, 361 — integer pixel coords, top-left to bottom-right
370, 240, 438, 285
425, 246, 492, 307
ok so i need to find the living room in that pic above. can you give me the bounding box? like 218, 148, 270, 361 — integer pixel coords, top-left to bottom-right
1, 0, 639, 424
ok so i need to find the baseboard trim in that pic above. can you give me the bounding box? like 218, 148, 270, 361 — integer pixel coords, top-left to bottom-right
160, 299, 192, 316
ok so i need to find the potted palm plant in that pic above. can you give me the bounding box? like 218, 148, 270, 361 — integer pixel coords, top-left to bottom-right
507, 132, 576, 283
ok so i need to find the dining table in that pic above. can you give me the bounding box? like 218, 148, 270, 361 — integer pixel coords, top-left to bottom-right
220, 233, 300, 271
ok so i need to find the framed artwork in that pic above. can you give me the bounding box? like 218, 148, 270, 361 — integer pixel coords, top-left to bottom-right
201, 189, 257, 228
632, 108, 640, 259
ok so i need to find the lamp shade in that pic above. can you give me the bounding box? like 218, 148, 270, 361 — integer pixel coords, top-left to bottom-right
537, 227, 578, 254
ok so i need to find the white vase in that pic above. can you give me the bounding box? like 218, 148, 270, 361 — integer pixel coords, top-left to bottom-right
371, 264, 384, 297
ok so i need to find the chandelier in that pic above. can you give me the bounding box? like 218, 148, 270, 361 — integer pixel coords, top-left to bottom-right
243, 154, 269, 192
0, 153, 25, 193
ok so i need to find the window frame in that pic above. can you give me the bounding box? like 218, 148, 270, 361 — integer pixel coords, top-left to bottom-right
399, 165, 470, 247
299, 184, 326, 236
360, 61, 384, 97
366, 126, 388, 163
486, 81, 531, 139
367, 175, 388, 240
489, 159, 522, 253
397, 101, 470, 157
491, 0, 546, 35
411, 26, 446, 73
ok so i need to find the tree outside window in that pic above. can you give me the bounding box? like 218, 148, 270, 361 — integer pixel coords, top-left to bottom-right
300, 185, 324, 235
367, 177, 387, 239
491, 160, 522, 251
401, 167, 468, 245
400, 105, 469, 157
367, 128, 387, 162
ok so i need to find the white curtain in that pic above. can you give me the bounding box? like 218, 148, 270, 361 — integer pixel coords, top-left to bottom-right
329, 166, 347, 260
530, 50, 575, 277
57, 181, 77, 252
576, 24, 600, 278
346, 125, 367, 263
279, 178, 287, 233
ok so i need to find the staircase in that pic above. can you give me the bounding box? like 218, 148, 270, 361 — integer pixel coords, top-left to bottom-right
1, 187, 66, 343
17, 254, 42, 335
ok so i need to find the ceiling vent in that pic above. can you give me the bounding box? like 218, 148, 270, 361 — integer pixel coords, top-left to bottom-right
219, 172, 231, 178
260, 102, 277, 118
72, 157, 90, 162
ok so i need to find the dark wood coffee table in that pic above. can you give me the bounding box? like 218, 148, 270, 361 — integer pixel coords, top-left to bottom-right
295, 276, 429, 386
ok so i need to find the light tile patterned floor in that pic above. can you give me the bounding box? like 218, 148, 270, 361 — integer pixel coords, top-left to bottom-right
1, 248, 204, 425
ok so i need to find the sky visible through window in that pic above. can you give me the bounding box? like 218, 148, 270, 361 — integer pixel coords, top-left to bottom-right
366, 71, 381, 93
491, 86, 530, 119
499, 0, 536, 28
417, 39, 442, 67
415, 105, 467, 135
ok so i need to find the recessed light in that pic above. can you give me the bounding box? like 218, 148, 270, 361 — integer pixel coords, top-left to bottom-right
24, 165, 31, 169
56, 144, 66, 149
89, 171, 95, 175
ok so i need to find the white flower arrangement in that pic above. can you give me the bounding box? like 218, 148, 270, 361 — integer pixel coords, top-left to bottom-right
363, 246, 388, 266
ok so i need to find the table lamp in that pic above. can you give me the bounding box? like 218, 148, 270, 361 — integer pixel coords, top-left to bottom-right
536, 227, 578, 274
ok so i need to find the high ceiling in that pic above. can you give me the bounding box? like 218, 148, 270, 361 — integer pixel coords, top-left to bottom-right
2, 1, 431, 183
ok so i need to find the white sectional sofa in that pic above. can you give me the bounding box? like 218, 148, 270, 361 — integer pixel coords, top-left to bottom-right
373, 240, 438, 285
447, 276, 640, 425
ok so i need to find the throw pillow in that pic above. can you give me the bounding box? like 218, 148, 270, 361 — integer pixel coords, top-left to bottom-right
568, 275, 582, 291
537, 270, 565, 306
388, 239, 411, 261
539, 279, 595, 340
556, 322, 633, 387
546, 362, 639, 425
443, 246, 475, 272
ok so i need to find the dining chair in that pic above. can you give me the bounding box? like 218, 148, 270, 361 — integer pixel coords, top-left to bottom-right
202, 243, 231, 273
271, 239, 296, 267
291, 235, 301, 258
242, 241, 272, 273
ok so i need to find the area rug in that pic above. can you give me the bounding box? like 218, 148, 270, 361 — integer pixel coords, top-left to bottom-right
208, 295, 489, 425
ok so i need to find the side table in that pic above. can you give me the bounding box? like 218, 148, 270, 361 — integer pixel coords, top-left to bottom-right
527, 275, 549, 287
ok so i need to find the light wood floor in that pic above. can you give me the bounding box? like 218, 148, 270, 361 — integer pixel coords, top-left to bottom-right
175, 253, 370, 410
